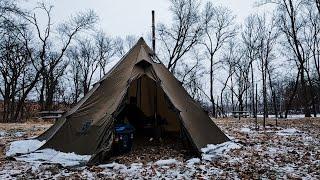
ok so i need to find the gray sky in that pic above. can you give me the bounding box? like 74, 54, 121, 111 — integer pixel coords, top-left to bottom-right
24, 0, 266, 37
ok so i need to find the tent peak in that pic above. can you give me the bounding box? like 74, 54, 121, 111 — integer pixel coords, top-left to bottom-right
137, 37, 146, 45
136, 37, 156, 57
136, 37, 153, 54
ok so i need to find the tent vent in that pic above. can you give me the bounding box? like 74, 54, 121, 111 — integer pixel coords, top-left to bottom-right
136, 59, 152, 69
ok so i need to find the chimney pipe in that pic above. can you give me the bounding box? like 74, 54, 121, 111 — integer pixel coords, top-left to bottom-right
152, 10, 155, 54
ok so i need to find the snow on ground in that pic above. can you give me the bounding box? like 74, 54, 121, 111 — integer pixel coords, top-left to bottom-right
155, 158, 178, 166
13, 132, 25, 137
16, 149, 91, 168
0, 131, 6, 137
257, 114, 320, 119
186, 158, 200, 165
0, 118, 319, 179
201, 141, 241, 161
6, 139, 46, 156
276, 128, 301, 136
240, 127, 252, 133
5, 136, 91, 168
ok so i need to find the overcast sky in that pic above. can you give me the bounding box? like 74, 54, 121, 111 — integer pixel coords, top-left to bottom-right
23, 0, 270, 37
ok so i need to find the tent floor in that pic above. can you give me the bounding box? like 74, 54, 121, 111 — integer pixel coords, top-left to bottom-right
110, 132, 195, 165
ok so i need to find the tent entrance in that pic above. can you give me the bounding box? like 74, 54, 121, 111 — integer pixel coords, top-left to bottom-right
115, 75, 181, 136
112, 75, 194, 159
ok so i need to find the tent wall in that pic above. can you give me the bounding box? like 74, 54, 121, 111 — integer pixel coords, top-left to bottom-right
153, 63, 229, 150
39, 40, 143, 154
37, 38, 229, 157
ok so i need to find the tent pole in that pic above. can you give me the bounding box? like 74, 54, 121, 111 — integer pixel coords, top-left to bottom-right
138, 78, 141, 108
154, 81, 157, 122
154, 81, 159, 140
152, 10, 156, 54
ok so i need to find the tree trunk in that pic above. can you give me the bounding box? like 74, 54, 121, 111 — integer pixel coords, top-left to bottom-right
45, 74, 57, 111
262, 59, 267, 128
255, 83, 258, 129
267, 68, 278, 125
220, 92, 225, 117
239, 94, 244, 112
210, 55, 216, 117
251, 63, 255, 118
285, 70, 300, 118
39, 78, 45, 110
305, 68, 317, 117
231, 75, 234, 111
300, 65, 311, 117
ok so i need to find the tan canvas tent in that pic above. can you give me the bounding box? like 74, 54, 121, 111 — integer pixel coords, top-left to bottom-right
37, 38, 229, 164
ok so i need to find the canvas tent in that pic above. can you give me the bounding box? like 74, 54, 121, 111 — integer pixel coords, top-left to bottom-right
37, 38, 229, 164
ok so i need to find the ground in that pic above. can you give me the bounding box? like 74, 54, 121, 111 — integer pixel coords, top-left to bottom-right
0, 118, 319, 179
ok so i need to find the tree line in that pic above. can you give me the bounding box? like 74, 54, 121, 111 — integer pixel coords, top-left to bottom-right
0, 0, 137, 122
0, 0, 319, 123
157, 0, 320, 123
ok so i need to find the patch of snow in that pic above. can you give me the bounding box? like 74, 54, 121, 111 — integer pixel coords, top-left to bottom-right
266, 147, 285, 158
0, 169, 23, 179
99, 162, 127, 170
282, 165, 295, 173
286, 114, 312, 119
120, 163, 143, 175
6, 139, 46, 156
240, 127, 251, 133
81, 169, 95, 180
303, 136, 313, 141
0, 131, 7, 137
276, 128, 301, 136
201, 141, 241, 155
186, 158, 200, 165
228, 157, 243, 165
155, 158, 178, 166
14, 131, 26, 137
268, 147, 279, 154
99, 162, 146, 178
256, 114, 320, 119
201, 141, 241, 161
16, 148, 91, 167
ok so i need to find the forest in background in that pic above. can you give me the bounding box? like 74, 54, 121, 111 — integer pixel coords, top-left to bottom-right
0, 0, 319, 123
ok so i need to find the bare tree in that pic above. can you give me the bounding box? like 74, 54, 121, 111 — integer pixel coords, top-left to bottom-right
0, 1, 98, 121
254, 14, 279, 127
177, 49, 205, 100
303, 1, 320, 117
219, 41, 242, 117
315, 0, 320, 14
232, 56, 251, 112
67, 50, 82, 104
242, 15, 261, 117
22, 3, 98, 111
158, 0, 202, 73
114, 35, 138, 57
94, 31, 115, 78
67, 32, 116, 103
0, 0, 35, 122
201, 2, 236, 117
0, 0, 23, 17
68, 38, 100, 96
272, 0, 312, 117
220, 39, 250, 113
0, 19, 32, 122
